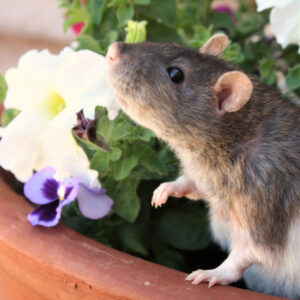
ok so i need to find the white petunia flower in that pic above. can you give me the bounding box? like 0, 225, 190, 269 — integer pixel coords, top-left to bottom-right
0, 47, 119, 186
255, 0, 300, 53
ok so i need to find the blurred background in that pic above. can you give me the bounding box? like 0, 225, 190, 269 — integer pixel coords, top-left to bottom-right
0, 0, 74, 72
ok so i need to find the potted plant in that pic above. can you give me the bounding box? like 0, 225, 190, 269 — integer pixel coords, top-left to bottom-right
0, 0, 298, 299
0, 170, 286, 299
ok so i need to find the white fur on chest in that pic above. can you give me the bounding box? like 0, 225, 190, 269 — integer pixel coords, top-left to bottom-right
209, 201, 232, 251
244, 218, 300, 299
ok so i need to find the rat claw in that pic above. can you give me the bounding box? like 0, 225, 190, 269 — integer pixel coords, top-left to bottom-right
192, 274, 208, 285
185, 271, 197, 281
208, 277, 217, 288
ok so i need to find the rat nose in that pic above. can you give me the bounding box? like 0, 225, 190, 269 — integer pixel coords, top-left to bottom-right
107, 42, 121, 63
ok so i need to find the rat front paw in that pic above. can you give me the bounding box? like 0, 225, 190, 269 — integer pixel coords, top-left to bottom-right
185, 268, 241, 288
151, 182, 177, 208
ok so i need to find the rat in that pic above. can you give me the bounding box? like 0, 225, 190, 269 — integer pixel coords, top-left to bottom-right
106, 34, 300, 299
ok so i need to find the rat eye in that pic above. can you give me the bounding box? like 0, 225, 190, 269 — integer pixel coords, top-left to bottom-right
167, 67, 184, 83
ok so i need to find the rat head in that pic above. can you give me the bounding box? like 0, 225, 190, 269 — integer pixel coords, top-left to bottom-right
107, 34, 253, 145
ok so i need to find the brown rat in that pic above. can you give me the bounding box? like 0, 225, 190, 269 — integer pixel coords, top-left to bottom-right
106, 34, 300, 299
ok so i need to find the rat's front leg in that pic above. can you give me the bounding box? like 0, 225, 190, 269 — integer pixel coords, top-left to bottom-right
185, 245, 255, 287
151, 175, 205, 208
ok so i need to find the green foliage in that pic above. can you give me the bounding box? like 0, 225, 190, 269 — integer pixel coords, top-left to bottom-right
259, 58, 276, 85
0, 74, 7, 103
55, 0, 300, 274
1, 109, 19, 127
86, 107, 172, 222
157, 203, 211, 251
188, 25, 213, 48
286, 64, 300, 90
222, 43, 244, 64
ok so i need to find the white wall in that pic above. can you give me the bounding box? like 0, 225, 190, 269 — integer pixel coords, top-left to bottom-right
0, 0, 75, 72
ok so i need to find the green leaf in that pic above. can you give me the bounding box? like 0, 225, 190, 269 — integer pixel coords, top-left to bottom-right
104, 31, 119, 46
1, 109, 19, 127
97, 113, 114, 140
90, 147, 122, 175
109, 0, 125, 7
112, 148, 139, 180
211, 13, 235, 37
90, 151, 111, 175
157, 203, 211, 251
0, 74, 7, 102
236, 12, 262, 35
92, 0, 108, 24
110, 147, 122, 161
116, 4, 134, 26
73, 132, 105, 160
188, 25, 213, 49
111, 121, 131, 141
286, 64, 300, 90
94, 105, 108, 118
76, 34, 102, 53
138, 0, 177, 28
106, 173, 141, 222
154, 246, 188, 271
146, 20, 182, 44
137, 143, 166, 176
116, 222, 149, 256
93, 9, 120, 47
222, 43, 245, 64
63, 7, 89, 32
138, 128, 156, 142
259, 58, 276, 85
135, 0, 150, 5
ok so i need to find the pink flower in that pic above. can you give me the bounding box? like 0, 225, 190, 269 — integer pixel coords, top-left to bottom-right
70, 0, 86, 35
72, 22, 85, 35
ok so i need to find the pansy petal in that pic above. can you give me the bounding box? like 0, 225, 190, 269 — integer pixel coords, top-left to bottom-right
27, 200, 60, 227
77, 184, 113, 219
60, 177, 81, 207
24, 167, 59, 204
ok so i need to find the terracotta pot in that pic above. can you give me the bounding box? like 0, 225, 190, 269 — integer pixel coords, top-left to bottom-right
0, 172, 287, 300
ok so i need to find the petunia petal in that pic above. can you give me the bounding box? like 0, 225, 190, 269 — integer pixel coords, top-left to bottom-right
52, 49, 119, 119
27, 200, 60, 227
255, 0, 295, 12
40, 122, 101, 189
0, 111, 50, 182
24, 167, 59, 205
77, 184, 113, 219
269, 2, 300, 48
4, 50, 60, 111
0, 47, 110, 188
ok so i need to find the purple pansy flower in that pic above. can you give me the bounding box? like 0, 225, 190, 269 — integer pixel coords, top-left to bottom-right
24, 167, 113, 227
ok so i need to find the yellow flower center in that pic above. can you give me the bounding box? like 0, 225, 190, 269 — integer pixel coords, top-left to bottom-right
44, 90, 66, 118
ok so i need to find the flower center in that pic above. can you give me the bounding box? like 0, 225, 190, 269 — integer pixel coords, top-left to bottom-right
44, 90, 66, 118
57, 184, 66, 201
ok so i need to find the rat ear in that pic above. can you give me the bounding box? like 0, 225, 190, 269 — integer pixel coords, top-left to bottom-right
214, 71, 253, 114
200, 34, 229, 56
